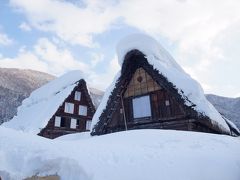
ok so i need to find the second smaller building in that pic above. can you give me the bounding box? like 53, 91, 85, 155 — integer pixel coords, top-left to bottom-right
39, 78, 96, 138
4, 71, 97, 139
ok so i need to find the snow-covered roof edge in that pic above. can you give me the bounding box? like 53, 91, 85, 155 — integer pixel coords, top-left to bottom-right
91, 72, 121, 131
91, 33, 231, 134
223, 116, 240, 135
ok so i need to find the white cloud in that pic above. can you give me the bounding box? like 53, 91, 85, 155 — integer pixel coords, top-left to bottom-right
0, 51, 48, 72
10, 0, 240, 65
114, 0, 240, 96
88, 55, 120, 90
0, 37, 90, 76
19, 22, 32, 31
34, 38, 90, 75
8, 0, 240, 96
0, 32, 13, 46
0, 37, 119, 90
89, 52, 104, 67
10, 0, 118, 47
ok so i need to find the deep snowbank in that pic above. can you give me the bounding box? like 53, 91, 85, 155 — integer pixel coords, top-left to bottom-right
0, 127, 240, 180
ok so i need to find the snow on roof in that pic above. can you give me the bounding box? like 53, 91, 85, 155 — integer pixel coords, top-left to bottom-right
224, 117, 240, 135
91, 33, 230, 134
3, 70, 84, 134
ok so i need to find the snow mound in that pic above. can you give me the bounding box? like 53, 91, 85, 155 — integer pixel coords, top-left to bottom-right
3, 70, 84, 134
92, 33, 230, 134
56, 132, 91, 141
0, 127, 240, 180
0, 127, 90, 180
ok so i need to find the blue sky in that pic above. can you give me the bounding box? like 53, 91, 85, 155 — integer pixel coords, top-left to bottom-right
0, 0, 240, 97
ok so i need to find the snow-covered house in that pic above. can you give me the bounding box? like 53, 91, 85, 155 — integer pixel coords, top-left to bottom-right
3, 71, 96, 139
91, 34, 239, 136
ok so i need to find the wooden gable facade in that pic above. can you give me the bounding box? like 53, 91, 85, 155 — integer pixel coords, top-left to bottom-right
39, 79, 96, 139
91, 50, 230, 136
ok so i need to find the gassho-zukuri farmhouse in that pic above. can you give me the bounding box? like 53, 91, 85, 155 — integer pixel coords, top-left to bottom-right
91, 34, 239, 137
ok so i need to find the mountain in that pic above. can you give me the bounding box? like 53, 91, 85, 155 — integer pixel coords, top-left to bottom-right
89, 87, 104, 108
0, 68, 55, 124
206, 94, 240, 128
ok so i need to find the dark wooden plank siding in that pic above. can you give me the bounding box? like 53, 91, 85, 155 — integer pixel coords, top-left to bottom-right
38, 81, 95, 139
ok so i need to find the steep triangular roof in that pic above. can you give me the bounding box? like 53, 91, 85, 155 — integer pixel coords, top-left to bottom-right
3, 70, 95, 134
91, 34, 232, 135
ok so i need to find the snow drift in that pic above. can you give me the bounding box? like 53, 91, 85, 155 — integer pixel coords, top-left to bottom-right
0, 127, 240, 180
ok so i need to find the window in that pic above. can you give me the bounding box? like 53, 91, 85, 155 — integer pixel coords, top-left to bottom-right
70, 118, 77, 129
54, 116, 61, 127
132, 95, 151, 119
60, 118, 66, 127
86, 120, 92, 130
77, 119, 80, 127
79, 105, 87, 116
64, 102, 74, 114
74, 91, 81, 101
165, 100, 170, 106
55, 116, 66, 127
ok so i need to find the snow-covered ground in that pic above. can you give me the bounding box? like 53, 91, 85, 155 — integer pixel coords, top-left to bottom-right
0, 127, 240, 180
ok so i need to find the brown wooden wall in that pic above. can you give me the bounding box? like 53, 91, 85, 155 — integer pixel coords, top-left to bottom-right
101, 74, 218, 135
123, 89, 185, 122
38, 81, 95, 139
106, 88, 186, 131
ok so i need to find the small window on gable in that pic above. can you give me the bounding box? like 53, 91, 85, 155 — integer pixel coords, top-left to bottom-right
165, 100, 170, 106
86, 120, 91, 130
79, 105, 87, 116
64, 102, 74, 114
54, 116, 61, 127
74, 91, 81, 101
70, 118, 77, 129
